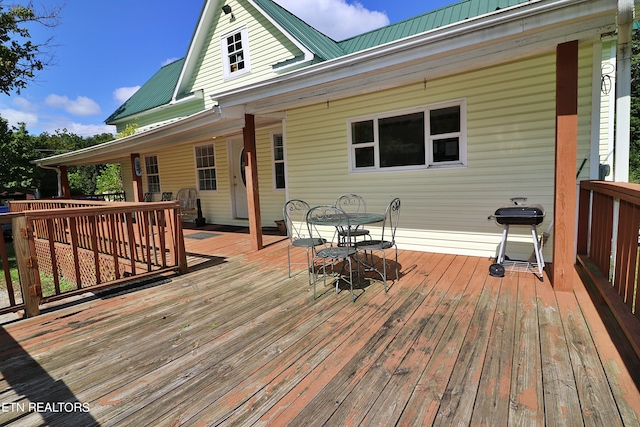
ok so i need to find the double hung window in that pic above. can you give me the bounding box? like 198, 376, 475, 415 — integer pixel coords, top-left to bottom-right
272, 133, 285, 190
349, 100, 466, 172
221, 27, 250, 79
144, 155, 161, 193
195, 144, 217, 191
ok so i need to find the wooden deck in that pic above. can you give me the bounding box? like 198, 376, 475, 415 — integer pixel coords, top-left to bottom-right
1, 225, 639, 426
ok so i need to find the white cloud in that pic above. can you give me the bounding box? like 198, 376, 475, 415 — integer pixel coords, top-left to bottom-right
162, 57, 180, 66
45, 94, 102, 116
12, 97, 37, 112
113, 86, 141, 104
0, 108, 38, 127
38, 116, 115, 137
273, 0, 389, 40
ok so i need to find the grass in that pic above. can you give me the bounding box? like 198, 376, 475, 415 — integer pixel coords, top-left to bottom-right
1, 239, 75, 300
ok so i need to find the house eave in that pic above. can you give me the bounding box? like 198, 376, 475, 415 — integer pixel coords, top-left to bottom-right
106, 90, 204, 126
211, 0, 619, 114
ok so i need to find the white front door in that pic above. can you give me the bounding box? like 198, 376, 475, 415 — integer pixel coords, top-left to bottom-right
231, 138, 249, 219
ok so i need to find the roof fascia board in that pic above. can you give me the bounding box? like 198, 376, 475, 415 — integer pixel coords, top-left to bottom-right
212, 0, 616, 109
245, 0, 315, 65
108, 90, 203, 126
244, 15, 615, 114
38, 109, 232, 166
173, 0, 217, 101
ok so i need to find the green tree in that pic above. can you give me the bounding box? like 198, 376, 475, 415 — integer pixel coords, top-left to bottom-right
96, 163, 123, 195
0, 1, 62, 95
0, 119, 40, 190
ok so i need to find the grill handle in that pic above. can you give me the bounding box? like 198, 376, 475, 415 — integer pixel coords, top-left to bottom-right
509, 197, 528, 205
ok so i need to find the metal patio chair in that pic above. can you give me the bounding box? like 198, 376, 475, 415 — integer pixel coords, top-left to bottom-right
283, 200, 326, 286
355, 197, 401, 292
334, 193, 371, 246
307, 205, 359, 301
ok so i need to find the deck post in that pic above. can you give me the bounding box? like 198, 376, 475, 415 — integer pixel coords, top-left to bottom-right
553, 40, 579, 292
59, 166, 72, 199
13, 215, 41, 317
243, 114, 264, 251
131, 153, 144, 203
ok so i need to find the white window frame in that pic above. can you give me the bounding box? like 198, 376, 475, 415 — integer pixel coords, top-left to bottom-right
347, 99, 467, 173
144, 155, 161, 193
272, 132, 286, 190
194, 144, 217, 192
220, 26, 251, 80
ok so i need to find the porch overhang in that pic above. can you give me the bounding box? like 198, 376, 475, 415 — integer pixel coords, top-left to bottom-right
35, 108, 284, 167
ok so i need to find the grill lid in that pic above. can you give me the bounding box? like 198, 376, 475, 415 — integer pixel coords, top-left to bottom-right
492, 204, 545, 225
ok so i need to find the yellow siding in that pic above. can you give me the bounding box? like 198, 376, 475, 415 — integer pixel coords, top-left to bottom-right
127, 126, 285, 228
189, 2, 304, 110
285, 45, 594, 260
120, 156, 135, 202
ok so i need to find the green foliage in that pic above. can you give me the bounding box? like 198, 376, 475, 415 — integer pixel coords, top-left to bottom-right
0, 122, 119, 197
0, 2, 61, 95
0, 119, 40, 190
96, 163, 123, 194
116, 122, 139, 139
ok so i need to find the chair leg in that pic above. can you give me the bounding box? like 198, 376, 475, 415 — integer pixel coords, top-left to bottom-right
348, 256, 354, 302
381, 249, 387, 293
287, 245, 292, 278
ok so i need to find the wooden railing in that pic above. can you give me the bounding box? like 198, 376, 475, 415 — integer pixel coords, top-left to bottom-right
0, 199, 187, 317
71, 192, 126, 202
577, 180, 640, 358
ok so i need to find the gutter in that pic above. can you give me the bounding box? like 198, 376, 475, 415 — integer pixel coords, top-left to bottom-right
37, 164, 62, 197
614, 0, 635, 181
211, 0, 610, 108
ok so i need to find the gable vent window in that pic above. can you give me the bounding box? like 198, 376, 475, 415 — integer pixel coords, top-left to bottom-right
221, 27, 251, 79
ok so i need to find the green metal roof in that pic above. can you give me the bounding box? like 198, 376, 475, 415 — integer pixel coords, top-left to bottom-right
105, 58, 185, 124
105, 0, 534, 123
339, 0, 532, 53
252, 0, 344, 60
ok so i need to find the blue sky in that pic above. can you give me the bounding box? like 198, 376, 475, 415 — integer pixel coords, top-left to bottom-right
0, 0, 458, 137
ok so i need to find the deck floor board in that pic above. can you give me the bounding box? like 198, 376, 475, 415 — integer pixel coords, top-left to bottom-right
0, 228, 638, 426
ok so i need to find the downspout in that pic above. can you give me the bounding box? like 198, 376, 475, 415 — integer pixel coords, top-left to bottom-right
614, 0, 634, 182
37, 164, 62, 197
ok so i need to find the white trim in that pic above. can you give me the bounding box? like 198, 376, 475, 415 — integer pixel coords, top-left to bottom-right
221, 26, 252, 80
589, 41, 603, 180
143, 154, 161, 194
213, 0, 616, 113
194, 143, 218, 192
347, 99, 467, 173
173, 0, 217, 101
271, 131, 286, 191
245, 0, 315, 66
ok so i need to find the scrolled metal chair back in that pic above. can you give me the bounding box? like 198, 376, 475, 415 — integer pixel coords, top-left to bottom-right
381, 198, 401, 242
306, 205, 350, 243
335, 194, 367, 213
283, 199, 311, 241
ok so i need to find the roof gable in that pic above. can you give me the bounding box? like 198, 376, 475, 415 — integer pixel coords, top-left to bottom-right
105, 0, 535, 124
250, 0, 344, 61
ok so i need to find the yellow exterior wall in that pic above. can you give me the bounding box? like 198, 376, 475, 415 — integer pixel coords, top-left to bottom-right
284, 45, 594, 260
132, 125, 286, 228
188, 1, 304, 110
